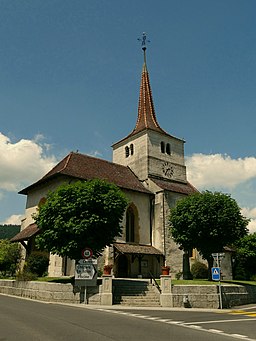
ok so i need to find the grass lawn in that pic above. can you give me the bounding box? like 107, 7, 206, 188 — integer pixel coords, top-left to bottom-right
171, 279, 256, 286
2, 276, 255, 286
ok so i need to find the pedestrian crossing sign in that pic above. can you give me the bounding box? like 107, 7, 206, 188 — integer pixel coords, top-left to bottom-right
211, 267, 221, 281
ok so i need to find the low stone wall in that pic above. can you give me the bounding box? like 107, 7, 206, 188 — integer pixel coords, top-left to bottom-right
222, 284, 256, 308
171, 285, 219, 309
170, 284, 256, 309
0, 280, 101, 305
0, 279, 255, 308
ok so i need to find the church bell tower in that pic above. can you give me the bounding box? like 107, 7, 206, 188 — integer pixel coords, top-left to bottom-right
112, 33, 187, 184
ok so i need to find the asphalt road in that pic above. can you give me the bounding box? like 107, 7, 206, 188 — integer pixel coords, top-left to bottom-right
0, 294, 256, 341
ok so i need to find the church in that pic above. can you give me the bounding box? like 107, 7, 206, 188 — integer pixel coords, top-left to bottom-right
12, 37, 198, 279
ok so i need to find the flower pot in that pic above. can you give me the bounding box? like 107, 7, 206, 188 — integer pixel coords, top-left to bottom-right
103, 265, 112, 275
162, 266, 170, 276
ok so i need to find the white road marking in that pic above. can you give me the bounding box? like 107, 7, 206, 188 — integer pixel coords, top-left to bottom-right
208, 329, 224, 333
95, 309, 256, 341
231, 335, 250, 339
188, 325, 203, 329
184, 317, 256, 325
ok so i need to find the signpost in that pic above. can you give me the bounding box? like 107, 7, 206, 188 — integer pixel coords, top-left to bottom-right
75, 259, 97, 281
211, 267, 221, 281
75, 248, 97, 304
211, 252, 224, 309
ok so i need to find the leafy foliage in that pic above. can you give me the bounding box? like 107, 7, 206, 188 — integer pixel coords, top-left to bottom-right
25, 251, 49, 277
16, 270, 38, 281
191, 261, 208, 279
169, 191, 249, 275
35, 179, 128, 260
233, 232, 256, 280
0, 225, 20, 239
0, 240, 21, 276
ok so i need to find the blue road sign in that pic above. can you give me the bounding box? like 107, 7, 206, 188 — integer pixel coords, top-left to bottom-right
211, 267, 221, 281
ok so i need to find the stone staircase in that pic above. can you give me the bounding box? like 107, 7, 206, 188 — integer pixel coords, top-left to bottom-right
113, 279, 161, 306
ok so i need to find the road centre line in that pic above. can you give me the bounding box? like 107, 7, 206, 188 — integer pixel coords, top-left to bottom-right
231, 335, 250, 339
183, 317, 256, 325
208, 329, 225, 333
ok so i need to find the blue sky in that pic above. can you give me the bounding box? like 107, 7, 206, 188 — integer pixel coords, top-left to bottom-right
1, 0, 256, 232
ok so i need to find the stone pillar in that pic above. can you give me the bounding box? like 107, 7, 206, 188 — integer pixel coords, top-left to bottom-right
101, 275, 113, 305
160, 275, 173, 307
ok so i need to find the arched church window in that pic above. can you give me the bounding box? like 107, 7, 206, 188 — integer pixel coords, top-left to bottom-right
166, 143, 171, 155
38, 197, 46, 208
160, 141, 165, 153
130, 144, 134, 155
126, 206, 135, 243
125, 146, 129, 158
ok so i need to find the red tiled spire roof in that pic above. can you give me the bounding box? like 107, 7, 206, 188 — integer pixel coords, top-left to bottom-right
130, 61, 167, 136
113, 45, 171, 147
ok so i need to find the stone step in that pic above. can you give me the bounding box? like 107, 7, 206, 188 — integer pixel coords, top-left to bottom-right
114, 288, 153, 294
114, 292, 158, 297
115, 298, 161, 306
112, 280, 160, 306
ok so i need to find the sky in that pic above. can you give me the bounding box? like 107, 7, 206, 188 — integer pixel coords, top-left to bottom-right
1, 0, 256, 233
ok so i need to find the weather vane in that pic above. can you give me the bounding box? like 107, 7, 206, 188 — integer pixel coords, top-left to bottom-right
137, 32, 150, 51
137, 32, 150, 64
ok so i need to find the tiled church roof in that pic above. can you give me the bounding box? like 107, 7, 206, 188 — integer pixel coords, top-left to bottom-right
114, 242, 163, 256
150, 178, 198, 195
10, 223, 40, 242
19, 152, 152, 195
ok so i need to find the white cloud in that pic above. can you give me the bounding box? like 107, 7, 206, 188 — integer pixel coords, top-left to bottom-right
186, 153, 256, 234
0, 132, 57, 193
88, 150, 103, 158
1, 214, 23, 225
247, 220, 256, 234
241, 207, 256, 234
186, 153, 256, 190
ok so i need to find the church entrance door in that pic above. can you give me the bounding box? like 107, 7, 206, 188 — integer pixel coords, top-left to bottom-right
117, 255, 128, 278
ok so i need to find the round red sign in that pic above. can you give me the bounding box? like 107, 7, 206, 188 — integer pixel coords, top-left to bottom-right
81, 247, 93, 259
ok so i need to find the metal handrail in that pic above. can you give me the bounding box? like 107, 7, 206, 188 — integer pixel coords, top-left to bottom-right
149, 271, 161, 293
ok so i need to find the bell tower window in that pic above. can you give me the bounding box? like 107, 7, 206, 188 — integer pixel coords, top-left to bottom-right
166, 143, 171, 155
161, 141, 171, 155
125, 144, 134, 158
125, 146, 129, 158
130, 144, 134, 155
160, 141, 165, 153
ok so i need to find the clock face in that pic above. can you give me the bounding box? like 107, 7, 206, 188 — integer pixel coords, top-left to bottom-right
162, 161, 174, 178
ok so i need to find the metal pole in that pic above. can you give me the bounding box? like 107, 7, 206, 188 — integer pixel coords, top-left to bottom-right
84, 285, 87, 304
217, 253, 223, 309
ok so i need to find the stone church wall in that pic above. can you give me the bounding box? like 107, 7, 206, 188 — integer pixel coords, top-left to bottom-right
164, 191, 188, 277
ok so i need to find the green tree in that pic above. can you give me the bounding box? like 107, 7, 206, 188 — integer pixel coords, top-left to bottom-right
0, 240, 21, 276
0, 225, 20, 239
233, 232, 256, 280
169, 191, 249, 278
35, 179, 128, 260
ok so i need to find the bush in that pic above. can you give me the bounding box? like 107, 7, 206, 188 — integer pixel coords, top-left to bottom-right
25, 252, 49, 277
175, 271, 183, 280
250, 274, 256, 281
16, 270, 38, 281
191, 261, 208, 279
0, 240, 21, 276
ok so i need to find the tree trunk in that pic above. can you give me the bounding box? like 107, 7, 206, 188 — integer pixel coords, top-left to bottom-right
183, 250, 193, 280
207, 257, 214, 280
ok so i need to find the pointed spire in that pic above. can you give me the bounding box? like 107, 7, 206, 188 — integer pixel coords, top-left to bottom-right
131, 33, 166, 136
